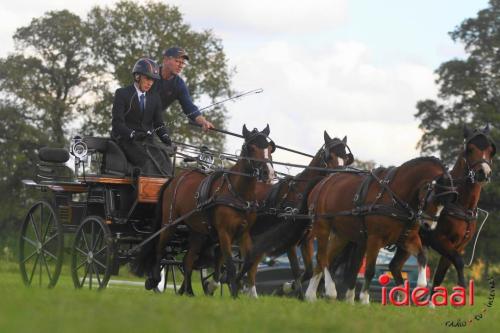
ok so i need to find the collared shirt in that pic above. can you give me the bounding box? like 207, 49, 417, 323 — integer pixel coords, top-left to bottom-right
134, 83, 146, 110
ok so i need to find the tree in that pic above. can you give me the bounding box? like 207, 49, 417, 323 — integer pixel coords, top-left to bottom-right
0, 10, 101, 147
414, 0, 500, 277
85, 0, 232, 148
0, 3, 233, 241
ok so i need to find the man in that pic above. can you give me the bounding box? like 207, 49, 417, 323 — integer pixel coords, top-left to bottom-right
111, 58, 172, 175
154, 46, 214, 131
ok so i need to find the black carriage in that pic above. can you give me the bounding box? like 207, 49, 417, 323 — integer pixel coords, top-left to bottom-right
19, 136, 190, 290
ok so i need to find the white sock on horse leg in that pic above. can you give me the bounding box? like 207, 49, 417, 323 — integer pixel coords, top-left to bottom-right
324, 267, 337, 299
345, 288, 356, 304
305, 272, 323, 302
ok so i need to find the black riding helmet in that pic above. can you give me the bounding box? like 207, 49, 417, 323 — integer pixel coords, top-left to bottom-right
132, 58, 161, 80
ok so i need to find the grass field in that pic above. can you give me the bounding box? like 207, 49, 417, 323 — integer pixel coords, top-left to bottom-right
0, 259, 497, 333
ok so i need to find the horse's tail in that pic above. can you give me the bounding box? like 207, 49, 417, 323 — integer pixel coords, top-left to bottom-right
247, 216, 309, 262
130, 178, 173, 277
330, 242, 365, 285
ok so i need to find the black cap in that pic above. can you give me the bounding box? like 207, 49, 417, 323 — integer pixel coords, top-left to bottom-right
162, 47, 189, 61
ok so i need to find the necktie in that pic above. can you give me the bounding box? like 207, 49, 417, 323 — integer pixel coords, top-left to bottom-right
139, 93, 145, 112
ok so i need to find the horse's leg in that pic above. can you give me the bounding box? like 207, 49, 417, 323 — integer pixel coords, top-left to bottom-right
342, 242, 366, 304
304, 219, 329, 302
388, 247, 411, 302
324, 234, 349, 300
415, 246, 429, 288
287, 246, 303, 298
359, 238, 381, 305
180, 232, 206, 296
146, 226, 175, 290
300, 232, 315, 283
239, 230, 259, 298
217, 228, 238, 298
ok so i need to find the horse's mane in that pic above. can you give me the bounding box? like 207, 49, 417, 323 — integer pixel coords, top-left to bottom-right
399, 156, 446, 172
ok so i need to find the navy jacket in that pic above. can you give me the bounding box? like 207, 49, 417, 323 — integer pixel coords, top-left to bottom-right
111, 85, 169, 140
152, 68, 201, 120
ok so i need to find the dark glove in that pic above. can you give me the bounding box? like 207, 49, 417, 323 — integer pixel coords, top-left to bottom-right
133, 130, 153, 141
160, 133, 172, 146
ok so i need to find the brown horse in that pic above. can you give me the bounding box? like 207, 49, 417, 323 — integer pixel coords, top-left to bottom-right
304, 157, 457, 303
134, 125, 275, 297
236, 131, 354, 298
388, 125, 495, 298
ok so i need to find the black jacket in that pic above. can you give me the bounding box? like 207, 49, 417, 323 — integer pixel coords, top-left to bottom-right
111, 85, 169, 140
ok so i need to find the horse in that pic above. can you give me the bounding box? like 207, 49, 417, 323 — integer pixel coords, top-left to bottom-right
133, 125, 275, 297
304, 156, 458, 303
236, 131, 354, 298
387, 125, 495, 298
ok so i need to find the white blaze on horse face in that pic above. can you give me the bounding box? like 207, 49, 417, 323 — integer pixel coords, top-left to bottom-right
337, 157, 344, 167
481, 159, 492, 178
264, 148, 275, 182
305, 272, 323, 302
417, 265, 428, 287
324, 267, 337, 299
345, 288, 356, 304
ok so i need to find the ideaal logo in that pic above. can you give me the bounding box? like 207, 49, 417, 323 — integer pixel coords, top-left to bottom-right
378, 274, 495, 327
378, 274, 474, 306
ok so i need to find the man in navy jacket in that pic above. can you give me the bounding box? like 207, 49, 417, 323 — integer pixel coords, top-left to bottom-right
154, 47, 214, 131
111, 58, 172, 174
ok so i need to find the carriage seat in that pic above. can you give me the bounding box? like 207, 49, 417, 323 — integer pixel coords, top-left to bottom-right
83, 137, 133, 177
37, 147, 73, 181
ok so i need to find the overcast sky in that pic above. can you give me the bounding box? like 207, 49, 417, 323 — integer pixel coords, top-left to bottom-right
0, 0, 490, 172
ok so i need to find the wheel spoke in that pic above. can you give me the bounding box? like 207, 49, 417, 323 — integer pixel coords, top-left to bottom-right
42, 232, 58, 247
29, 213, 42, 242
91, 222, 96, 252
40, 253, 53, 282
94, 245, 108, 257
92, 229, 104, 252
75, 247, 88, 257
93, 258, 107, 270
22, 236, 38, 249
42, 249, 58, 261
28, 254, 40, 285
22, 250, 38, 264
81, 229, 91, 251
75, 259, 87, 271
92, 263, 102, 286
89, 261, 93, 289
41, 213, 54, 244
79, 264, 90, 287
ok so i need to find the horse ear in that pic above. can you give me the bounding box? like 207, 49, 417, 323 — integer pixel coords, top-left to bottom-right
324, 130, 331, 143
262, 124, 270, 136
243, 124, 249, 138
484, 123, 490, 133
342, 136, 347, 144
463, 124, 471, 139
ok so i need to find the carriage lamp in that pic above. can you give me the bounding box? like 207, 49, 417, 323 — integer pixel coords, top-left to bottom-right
70, 136, 88, 162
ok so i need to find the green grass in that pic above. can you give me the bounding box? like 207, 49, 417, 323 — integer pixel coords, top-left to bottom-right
0, 261, 498, 333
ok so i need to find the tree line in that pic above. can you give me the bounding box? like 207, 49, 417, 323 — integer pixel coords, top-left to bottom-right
0, 0, 498, 280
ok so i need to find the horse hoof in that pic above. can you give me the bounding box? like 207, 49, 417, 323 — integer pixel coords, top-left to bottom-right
145, 278, 159, 290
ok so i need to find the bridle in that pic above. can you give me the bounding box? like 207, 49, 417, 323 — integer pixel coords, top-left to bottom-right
416, 173, 458, 226
241, 131, 275, 181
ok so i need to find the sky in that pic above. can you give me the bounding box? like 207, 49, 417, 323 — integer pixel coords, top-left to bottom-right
0, 0, 491, 173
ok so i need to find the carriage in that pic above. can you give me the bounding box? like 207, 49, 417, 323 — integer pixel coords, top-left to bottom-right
19, 135, 194, 290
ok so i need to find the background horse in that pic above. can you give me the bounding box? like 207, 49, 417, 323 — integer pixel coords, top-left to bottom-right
237, 131, 354, 298
388, 125, 495, 297
304, 157, 457, 303
133, 125, 275, 297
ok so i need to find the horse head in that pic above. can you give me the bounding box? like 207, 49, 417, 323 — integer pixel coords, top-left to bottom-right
322, 130, 354, 168
412, 159, 458, 231
241, 124, 275, 183
463, 124, 496, 183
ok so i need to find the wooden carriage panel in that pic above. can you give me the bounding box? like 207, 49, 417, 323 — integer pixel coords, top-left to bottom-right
137, 177, 169, 203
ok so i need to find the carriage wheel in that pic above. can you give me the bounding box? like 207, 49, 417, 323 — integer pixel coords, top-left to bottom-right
71, 216, 113, 290
19, 201, 64, 288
